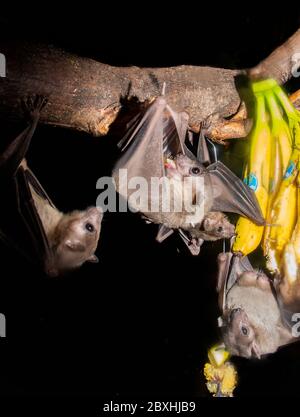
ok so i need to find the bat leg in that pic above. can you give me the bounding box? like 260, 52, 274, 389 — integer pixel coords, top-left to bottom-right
216, 252, 232, 292
0, 95, 47, 177
216, 252, 234, 312
156, 224, 174, 243
197, 130, 211, 165
178, 229, 203, 255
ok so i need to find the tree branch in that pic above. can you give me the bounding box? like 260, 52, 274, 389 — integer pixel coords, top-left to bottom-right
248, 29, 300, 83
0, 29, 299, 142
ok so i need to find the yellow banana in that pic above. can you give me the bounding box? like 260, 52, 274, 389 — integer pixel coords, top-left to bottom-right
268, 168, 298, 257
282, 242, 298, 285
233, 91, 270, 255
234, 79, 300, 261
263, 91, 292, 255
233, 186, 268, 255
265, 90, 292, 174
290, 175, 300, 264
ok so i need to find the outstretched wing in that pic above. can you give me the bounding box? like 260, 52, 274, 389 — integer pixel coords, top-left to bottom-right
113, 96, 190, 216
114, 96, 188, 179
206, 161, 264, 225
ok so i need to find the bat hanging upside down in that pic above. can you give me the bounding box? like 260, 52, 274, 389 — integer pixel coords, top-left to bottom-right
216, 252, 300, 358
0, 96, 102, 277
113, 95, 264, 255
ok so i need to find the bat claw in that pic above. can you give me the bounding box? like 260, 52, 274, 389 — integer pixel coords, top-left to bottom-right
21, 94, 48, 121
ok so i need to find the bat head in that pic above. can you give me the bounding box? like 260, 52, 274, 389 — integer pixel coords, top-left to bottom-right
202, 211, 235, 239
50, 207, 103, 276
222, 306, 260, 358
221, 270, 293, 358
166, 154, 204, 180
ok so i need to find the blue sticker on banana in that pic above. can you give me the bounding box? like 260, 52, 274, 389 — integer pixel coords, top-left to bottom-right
284, 161, 295, 179
247, 173, 258, 191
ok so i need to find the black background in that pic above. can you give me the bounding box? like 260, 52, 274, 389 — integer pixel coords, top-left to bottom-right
1, 5, 300, 406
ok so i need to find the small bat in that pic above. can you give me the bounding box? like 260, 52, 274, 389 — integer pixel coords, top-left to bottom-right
177, 211, 235, 255
113, 96, 264, 253
216, 252, 297, 359
0, 96, 102, 277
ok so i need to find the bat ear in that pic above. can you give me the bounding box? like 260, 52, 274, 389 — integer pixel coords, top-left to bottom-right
87, 254, 99, 263
277, 324, 294, 346
65, 239, 86, 252
202, 216, 213, 231
250, 341, 261, 359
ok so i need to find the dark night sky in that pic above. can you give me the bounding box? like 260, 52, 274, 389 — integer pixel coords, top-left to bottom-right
1, 6, 300, 408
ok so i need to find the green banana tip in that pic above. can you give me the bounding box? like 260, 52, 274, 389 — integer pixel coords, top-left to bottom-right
252, 79, 278, 94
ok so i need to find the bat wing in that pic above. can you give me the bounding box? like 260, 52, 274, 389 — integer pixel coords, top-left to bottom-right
197, 131, 211, 165
114, 96, 188, 178
16, 167, 54, 273
0, 96, 53, 274
217, 252, 254, 313
113, 96, 189, 217
0, 170, 53, 275
206, 161, 265, 225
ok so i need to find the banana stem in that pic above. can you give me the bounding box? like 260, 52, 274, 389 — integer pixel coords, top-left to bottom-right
255, 93, 267, 123
265, 91, 282, 122
273, 85, 300, 120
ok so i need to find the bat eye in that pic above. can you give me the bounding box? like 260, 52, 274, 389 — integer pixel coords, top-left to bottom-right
85, 223, 95, 233
241, 326, 248, 336
217, 226, 223, 233
190, 167, 201, 175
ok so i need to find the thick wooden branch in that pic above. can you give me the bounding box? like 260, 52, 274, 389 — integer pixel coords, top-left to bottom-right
248, 29, 300, 83
0, 28, 299, 142
0, 42, 241, 137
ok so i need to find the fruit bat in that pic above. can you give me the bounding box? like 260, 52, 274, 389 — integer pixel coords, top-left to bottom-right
177, 211, 235, 255
216, 252, 299, 359
0, 96, 102, 277
112, 95, 264, 254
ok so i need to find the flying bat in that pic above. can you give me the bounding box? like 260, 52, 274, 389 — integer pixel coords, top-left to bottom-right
216, 252, 299, 358
112, 95, 264, 253
0, 96, 102, 277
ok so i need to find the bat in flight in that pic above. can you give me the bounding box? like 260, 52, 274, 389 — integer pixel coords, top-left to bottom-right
112, 95, 264, 254
0, 96, 102, 277
216, 252, 300, 359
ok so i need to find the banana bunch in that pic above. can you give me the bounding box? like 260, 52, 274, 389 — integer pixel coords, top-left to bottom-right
233, 79, 300, 280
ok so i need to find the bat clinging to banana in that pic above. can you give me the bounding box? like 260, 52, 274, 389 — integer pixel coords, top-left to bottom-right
217, 252, 300, 359
112, 96, 264, 254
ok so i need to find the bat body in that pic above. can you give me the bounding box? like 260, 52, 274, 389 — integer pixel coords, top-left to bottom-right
0, 96, 102, 277
178, 211, 235, 255
190, 211, 235, 242
216, 253, 297, 358
113, 96, 263, 254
